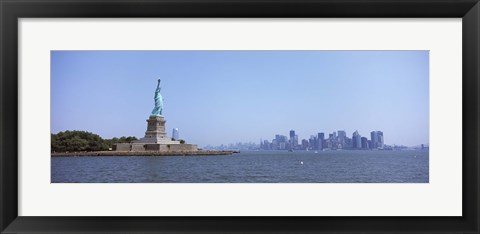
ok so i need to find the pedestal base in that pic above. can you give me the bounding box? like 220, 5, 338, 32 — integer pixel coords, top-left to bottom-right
113, 115, 197, 152
113, 143, 198, 152
137, 116, 172, 144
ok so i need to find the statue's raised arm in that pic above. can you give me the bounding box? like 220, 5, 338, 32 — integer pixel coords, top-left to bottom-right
156, 79, 161, 90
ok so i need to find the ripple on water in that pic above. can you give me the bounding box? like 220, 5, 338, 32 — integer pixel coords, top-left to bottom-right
51, 150, 429, 183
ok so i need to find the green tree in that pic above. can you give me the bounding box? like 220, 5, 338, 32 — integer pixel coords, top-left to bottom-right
51, 130, 109, 152
104, 136, 138, 149
51, 130, 139, 152
65, 136, 89, 151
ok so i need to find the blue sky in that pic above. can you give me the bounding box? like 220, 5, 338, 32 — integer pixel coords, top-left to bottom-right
51, 51, 429, 147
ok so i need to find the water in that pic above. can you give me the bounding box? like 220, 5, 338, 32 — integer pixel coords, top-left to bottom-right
51, 150, 429, 183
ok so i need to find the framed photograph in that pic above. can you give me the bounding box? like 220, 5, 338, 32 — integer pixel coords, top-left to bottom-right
1, 0, 479, 233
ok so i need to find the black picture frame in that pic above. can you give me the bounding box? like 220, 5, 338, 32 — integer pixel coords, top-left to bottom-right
1, 0, 479, 233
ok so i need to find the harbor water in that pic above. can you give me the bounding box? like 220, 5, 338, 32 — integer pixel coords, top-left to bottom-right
51, 150, 428, 183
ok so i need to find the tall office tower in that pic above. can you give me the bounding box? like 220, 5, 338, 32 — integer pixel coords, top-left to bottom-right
301, 139, 309, 149
275, 135, 288, 150
378, 132, 384, 148
289, 130, 295, 145
371, 131, 384, 149
370, 131, 378, 148
346, 137, 353, 149
378, 131, 384, 147
272, 139, 278, 150
352, 130, 361, 149
309, 135, 316, 149
327, 139, 333, 149
318, 132, 325, 149
337, 130, 346, 145
361, 137, 368, 149
172, 128, 179, 140
289, 130, 295, 140
275, 134, 282, 143
294, 135, 299, 147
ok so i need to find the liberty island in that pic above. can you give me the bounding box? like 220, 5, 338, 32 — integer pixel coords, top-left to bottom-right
52, 79, 234, 156
113, 78, 199, 152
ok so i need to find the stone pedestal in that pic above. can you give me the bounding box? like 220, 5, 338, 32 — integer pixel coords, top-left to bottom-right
135, 116, 179, 144
113, 115, 197, 152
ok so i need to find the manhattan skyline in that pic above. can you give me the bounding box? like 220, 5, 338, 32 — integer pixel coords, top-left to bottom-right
51, 50, 429, 147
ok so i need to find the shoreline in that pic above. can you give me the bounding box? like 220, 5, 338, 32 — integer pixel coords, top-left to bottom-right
51, 150, 238, 157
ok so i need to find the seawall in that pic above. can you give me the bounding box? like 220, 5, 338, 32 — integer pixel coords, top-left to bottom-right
51, 150, 237, 157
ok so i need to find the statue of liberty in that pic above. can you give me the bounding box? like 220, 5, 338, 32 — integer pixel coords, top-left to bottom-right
150, 79, 163, 117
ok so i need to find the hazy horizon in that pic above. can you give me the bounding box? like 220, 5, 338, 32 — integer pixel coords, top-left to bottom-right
51, 50, 429, 147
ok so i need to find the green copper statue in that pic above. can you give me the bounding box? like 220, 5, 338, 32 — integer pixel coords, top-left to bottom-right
150, 79, 163, 117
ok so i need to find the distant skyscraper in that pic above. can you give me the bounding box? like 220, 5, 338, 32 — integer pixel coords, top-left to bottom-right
346, 137, 353, 148
309, 135, 316, 149
289, 130, 295, 146
289, 130, 295, 140
301, 139, 309, 149
272, 139, 278, 150
370, 131, 378, 148
275, 134, 281, 143
274, 134, 288, 150
337, 130, 346, 146
318, 132, 325, 150
172, 128, 179, 140
275, 134, 288, 143
378, 132, 384, 149
352, 130, 361, 149
361, 137, 368, 149
370, 131, 384, 149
